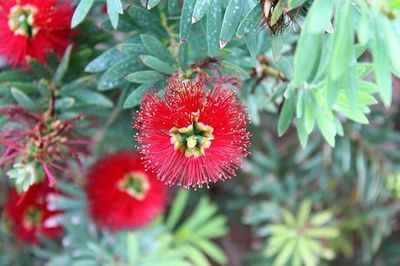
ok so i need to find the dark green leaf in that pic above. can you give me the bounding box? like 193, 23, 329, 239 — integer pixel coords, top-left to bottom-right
55, 45, 73, 85
278, 95, 295, 136
141, 34, 175, 65
10, 87, 37, 111
236, 4, 262, 39
126, 70, 165, 84
140, 55, 175, 75
192, 0, 210, 23
206, 0, 222, 57
219, 0, 244, 48
180, 0, 196, 41
123, 83, 152, 109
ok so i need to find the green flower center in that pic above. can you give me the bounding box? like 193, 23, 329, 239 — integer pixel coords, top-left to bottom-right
117, 172, 150, 200
169, 116, 214, 158
24, 207, 42, 229
8, 5, 38, 37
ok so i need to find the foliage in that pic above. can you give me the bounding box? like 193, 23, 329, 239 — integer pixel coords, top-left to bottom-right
1, 0, 400, 265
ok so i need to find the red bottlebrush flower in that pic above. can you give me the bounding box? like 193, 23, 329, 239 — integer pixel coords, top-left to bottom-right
4, 181, 63, 244
134, 75, 251, 189
0, 0, 74, 67
86, 151, 168, 231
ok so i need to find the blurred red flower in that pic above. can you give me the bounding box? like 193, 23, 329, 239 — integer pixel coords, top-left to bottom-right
4, 181, 63, 244
86, 151, 168, 231
0, 0, 74, 67
134, 74, 251, 189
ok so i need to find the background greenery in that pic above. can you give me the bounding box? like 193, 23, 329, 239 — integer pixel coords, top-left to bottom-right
1, 0, 400, 265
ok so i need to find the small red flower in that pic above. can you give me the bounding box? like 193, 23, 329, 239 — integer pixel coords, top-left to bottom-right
86, 151, 168, 231
134, 75, 251, 189
4, 181, 63, 244
0, 0, 74, 67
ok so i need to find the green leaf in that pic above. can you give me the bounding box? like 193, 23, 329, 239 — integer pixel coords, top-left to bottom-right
278, 95, 295, 137
123, 83, 152, 109
219, 0, 244, 48
141, 0, 162, 9
271, 34, 283, 62
168, 0, 180, 15
304, 92, 315, 134
54, 45, 73, 85
117, 43, 147, 54
245, 31, 258, 58
310, 211, 333, 226
98, 56, 142, 90
28, 59, 52, 80
69, 89, 113, 108
140, 55, 175, 75
0, 70, 31, 83
306, 0, 334, 33
184, 245, 211, 266
85, 47, 125, 73
180, 0, 196, 42
166, 190, 189, 230
10, 87, 37, 111
127, 6, 167, 37
206, 0, 222, 57
382, 18, 400, 75
287, 0, 307, 10
179, 197, 217, 231
55, 97, 75, 110
357, 4, 370, 44
273, 240, 296, 266
195, 216, 228, 238
236, 4, 262, 39
126, 70, 165, 84
141, 34, 175, 65
127, 233, 139, 264
297, 199, 312, 227
371, 17, 392, 107
328, 0, 354, 82
297, 238, 318, 266
107, 0, 123, 29
270, 0, 284, 26
179, 42, 189, 70
221, 61, 250, 79
192, 0, 210, 23
71, 0, 95, 28
297, 118, 309, 148
305, 227, 339, 238
194, 239, 228, 265
293, 32, 322, 85
315, 108, 336, 147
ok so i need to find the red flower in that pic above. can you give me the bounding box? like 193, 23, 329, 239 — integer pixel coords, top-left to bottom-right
134, 75, 251, 189
86, 151, 168, 231
0, 0, 74, 67
4, 181, 63, 244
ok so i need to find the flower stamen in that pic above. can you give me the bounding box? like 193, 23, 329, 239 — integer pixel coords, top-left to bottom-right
117, 172, 150, 200
169, 115, 214, 158
23, 206, 42, 229
8, 5, 39, 37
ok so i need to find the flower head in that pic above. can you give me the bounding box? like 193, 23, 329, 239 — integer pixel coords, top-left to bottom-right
0, 0, 74, 67
134, 74, 251, 189
4, 181, 63, 244
85, 151, 168, 231
0, 105, 91, 189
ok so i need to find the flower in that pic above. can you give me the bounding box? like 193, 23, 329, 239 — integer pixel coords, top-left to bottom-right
0, 0, 74, 67
85, 151, 168, 231
4, 181, 63, 244
134, 74, 251, 189
0, 105, 91, 189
